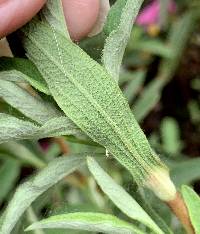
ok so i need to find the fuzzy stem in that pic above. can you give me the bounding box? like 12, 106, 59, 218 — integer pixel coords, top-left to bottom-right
166, 192, 194, 234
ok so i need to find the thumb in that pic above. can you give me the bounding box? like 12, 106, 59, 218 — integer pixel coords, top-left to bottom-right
62, 0, 99, 41
0, 0, 99, 41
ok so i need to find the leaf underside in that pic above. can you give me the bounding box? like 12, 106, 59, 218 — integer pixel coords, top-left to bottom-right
26, 212, 145, 234
21, 17, 164, 185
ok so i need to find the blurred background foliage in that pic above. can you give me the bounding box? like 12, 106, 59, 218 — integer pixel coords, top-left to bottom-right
0, 0, 200, 233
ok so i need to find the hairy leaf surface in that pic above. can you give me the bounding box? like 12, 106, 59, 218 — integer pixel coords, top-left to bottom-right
21, 18, 164, 185
26, 212, 145, 234
42, 0, 70, 39
0, 114, 82, 144
133, 79, 164, 122
0, 80, 61, 124
102, 0, 143, 80
0, 57, 49, 94
182, 185, 200, 234
0, 159, 20, 203
0, 142, 46, 169
0, 155, 86, 234
87, 157, 163, 234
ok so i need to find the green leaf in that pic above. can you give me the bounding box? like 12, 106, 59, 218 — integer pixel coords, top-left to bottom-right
0, 155, 86, 234
0, 142, 46, 169
129, 39, 173, 58
0, 57, 49, 94
103, 0, 127, 35
87, 157, 164, 234
161, 117, 182, 155
21, 15, 164, 186
26, 207, 45, 234
26, 212, 145, 234
171, 158, 200, 187
42, 0, 69, 39
158, 12, 195, 81
133, 79, 165, 122
134, 189, 173, 234
102, 0, 143, 80
0, 71, 25, 82
0, 113, 82, 144
181, 185, 200, 234
123, 71, 145, 103
131, 12, 196, 121
0, 80, 61, 124
0, 159, 20, 203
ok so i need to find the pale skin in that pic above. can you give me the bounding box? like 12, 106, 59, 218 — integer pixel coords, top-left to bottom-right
0, 0, 100, 40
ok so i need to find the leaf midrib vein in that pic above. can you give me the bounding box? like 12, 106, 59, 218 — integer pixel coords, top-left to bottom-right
24, 29, 152, 175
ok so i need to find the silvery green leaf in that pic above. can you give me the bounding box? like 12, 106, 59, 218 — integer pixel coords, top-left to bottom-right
0, 114, 82, 144
133, 79, 165, 122
103, 0, 127, 36
135, 40, 173, 59
102, 0, 143, 80
134, 189, 173, 234
42, 0, 70, 39
0, 142, 46, 169
21, 17, 164, 185
171, 158, 200, 188
38, 116, 82, 138
0, 80, 61, 124
87, 157, 164, 234
158, 12, 194, 81
182, 185, 200, 234
0, 57, 49, 94
132, 13, 195, 122
161, 117, 183, 155
0, 71, 25, 82
0, 155, 86, 234
26, 212, 145, 234
123, 71, 145, 103
0, 159, 20, 203
0, 113, 39, 143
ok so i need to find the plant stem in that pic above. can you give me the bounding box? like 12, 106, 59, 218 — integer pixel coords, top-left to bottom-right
54, 137, 69, 154
26, 207, 45, 234
166, 192, 194, 234
145, 168, 194, 233
54, 137, 87, 186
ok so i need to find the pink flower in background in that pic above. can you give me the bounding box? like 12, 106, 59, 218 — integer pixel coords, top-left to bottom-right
136, 0, 177, 27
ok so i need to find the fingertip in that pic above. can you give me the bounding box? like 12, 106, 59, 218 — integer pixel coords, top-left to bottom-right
62, 0, 100, 41
0, 0, 46, 38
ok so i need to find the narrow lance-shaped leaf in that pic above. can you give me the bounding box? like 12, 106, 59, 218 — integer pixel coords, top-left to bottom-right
87, 157, 164, 234
171, 158, 200, 188
161, 117, 183, 155
158, 12, 195, 81
0, 159, 20, 203
182, 185, 200, 234
0, 142, 46, 169
0, 113, 82, 144
0, 57, 49, 94
132, 12, 196, 122
133, 79, 164, 122
123, 71, 145, 103
26, 212, 145, 234
42, 0, 70, 39
134, 188, 173, 234
21, 10, 176, 201
0, 80, 61, 124
102, 0, 144, 80
0, 155, 86, 234
21, 18, 163, 185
